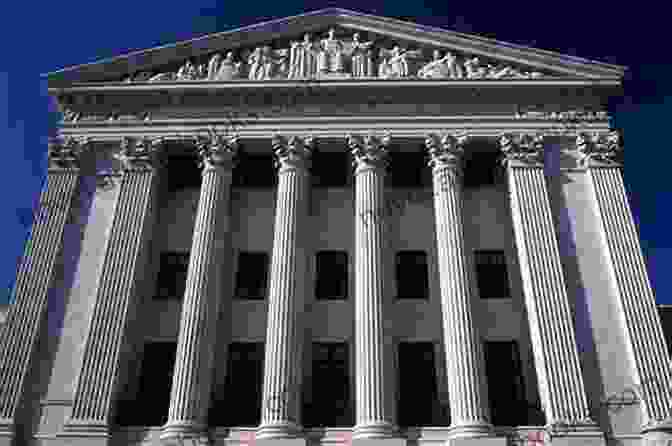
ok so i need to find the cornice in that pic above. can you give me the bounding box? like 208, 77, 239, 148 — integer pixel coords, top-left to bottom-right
56, 115, 612, 141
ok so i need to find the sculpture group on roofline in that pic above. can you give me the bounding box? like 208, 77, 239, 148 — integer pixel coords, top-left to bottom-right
121, 28, 544, 83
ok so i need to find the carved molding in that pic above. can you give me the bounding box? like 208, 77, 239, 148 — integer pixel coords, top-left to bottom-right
119, 29, 547, 84
113, 136, 165, 172
499, 132, 545, 166
271, 134, 315, 171
196, 127, 239, 171
576, 130, 623, 166
425, 131, 469, 171
348, 132, 391, 171
48, 136, 89, 170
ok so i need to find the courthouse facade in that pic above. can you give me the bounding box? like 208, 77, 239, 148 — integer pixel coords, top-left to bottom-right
0, 8, 670, 446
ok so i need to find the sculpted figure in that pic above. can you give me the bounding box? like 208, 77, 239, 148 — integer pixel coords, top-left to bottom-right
351, 32, 374, 77
463, 57, 487, 78
318, 28, 344, 74
176, 60, 199, 80
377, 49, 393, 78
418, 50, 451, 78
207, 54, 222, 80
216, 52, 241, 80
382, 46, 420, 77
301, 33, 318, 77
148, 72, 176, 82
247, 47, 264, 80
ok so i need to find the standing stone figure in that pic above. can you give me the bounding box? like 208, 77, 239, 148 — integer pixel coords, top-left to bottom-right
418, 50, 450, 78
211, 52, 241, 80
318, 28, 344, 74
247, 47, 265, 80
351, 32, 374, 77
289, 33, 318, 78
388, 46, 410, 77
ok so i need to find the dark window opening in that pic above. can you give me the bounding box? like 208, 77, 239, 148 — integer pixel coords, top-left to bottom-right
304, 342, 352, 427
115, 342, 177, 426
397, 342, 442, 426
235, 252, 269, 300
210, 342, 264, 426
312, 151, 350, 187
484, 340, 530, 426
474, 250, 511, 299
155, 252, 189, 300
233, 153, 277, 188
463, 150, 500, 188
390, 151, 431, 188
166, 156, 202, 191
315, 251, 348, 300
396, 251, 429, 300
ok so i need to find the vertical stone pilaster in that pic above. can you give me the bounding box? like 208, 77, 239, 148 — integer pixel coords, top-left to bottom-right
349, 133, 398, 441
425, 133, 493, 438
162, 130, 238, 445
257, 135, 313, 442
64, 137, 164, 440
500, 133, 596, 433
579, 131, 672, 437
0, 137, 85, 439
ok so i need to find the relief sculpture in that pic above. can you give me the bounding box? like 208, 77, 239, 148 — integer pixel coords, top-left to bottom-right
130, 28, 547, 83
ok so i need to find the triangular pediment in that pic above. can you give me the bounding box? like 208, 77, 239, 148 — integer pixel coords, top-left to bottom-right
44, 8, 625, 86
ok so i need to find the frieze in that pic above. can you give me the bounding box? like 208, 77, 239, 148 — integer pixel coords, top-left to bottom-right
119, 28, 547, 83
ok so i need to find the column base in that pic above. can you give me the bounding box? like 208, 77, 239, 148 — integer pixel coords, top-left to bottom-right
256, 439, 308, 446
448, 438, 506, 446
256, 421, 304, 439
353, 422, 402, 445
0, 419, 13, 446
546, 421, 607, 446
642, 419, 672, 445
58, 421, 111, 446
352, 438, 405, 446
449, 422, 494, 439
161, 420, 208, 446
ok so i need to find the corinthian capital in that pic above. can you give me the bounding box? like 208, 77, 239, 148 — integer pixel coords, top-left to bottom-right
499, 132, 545, 165
576, 130, 623, 166
348, 132, 391, 171
197, 127, 239, 170
48, 136, 89, 170
272, 134, 315, 171
425, 131, 469, 170
114, 136, 164, 171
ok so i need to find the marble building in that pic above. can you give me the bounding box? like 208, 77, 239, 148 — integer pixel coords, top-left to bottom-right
0, 7, 669, 446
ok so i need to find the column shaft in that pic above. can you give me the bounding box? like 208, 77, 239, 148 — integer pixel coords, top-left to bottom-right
426, 133, 492, 437
162, 132, 237, 443
350, 134, 397, 439
258, 135, 311, 439
501, 134, 593, 429
0, 139, 81, 433
66, 138, 162, 433
582, 132, 672, 431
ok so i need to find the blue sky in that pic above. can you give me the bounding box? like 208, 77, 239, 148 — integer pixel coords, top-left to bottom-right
1, 1, 671, 303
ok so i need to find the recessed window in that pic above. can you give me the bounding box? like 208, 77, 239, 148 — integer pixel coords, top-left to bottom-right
484, 340, 530, 426
462, 150, 500, 188
235, 252, 269, 300
398, 342, 442, 426
315, 251, 348, 300
312, 151, 349, 187
166, 156, 202, 191
396, 251, 429, 300
304, 342, 352, 427
390, 151, 431, 188
474, 250, 511, 299
210, 342, 264, 426
154, 252, 189, 300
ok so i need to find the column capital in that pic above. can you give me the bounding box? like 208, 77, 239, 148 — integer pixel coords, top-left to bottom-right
348, 132, 391, 172
499, 132, 545, 167
196, 127, 239, 171
576, 130, 623, 167
114, 136, 165, 171
272, 134, 315, 171
425, 131, 469, 171
48, 136, 89, 170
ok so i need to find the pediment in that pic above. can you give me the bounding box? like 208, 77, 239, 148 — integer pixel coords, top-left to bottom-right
44, 9, 625, 86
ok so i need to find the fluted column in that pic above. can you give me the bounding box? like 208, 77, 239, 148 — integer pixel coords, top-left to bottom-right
257, 135, 313, 441
500, 133, 596, 431
65, 137, 164, 438
425, 133, 493, 438
0, 137, 85, 438
579, 132, 672, 436
349, 133, 398, 440
162, 130, 238, 444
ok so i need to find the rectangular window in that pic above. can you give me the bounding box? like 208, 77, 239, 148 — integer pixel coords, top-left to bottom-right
474, 250, 511, 299
210, 342, 265, 426
396, 251, 429, 299
304, 342, 352, 427
154, 252, 189, 300
116, 342, 177, 426
390, 151, 431, 188
233, 153, 277, 188
235, 252, 269, 300
312, 151, 350, 187
483, 340, 527, 426
315, 251, 348, 300
462, 150, 499, 188
397, 342, 440, 427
